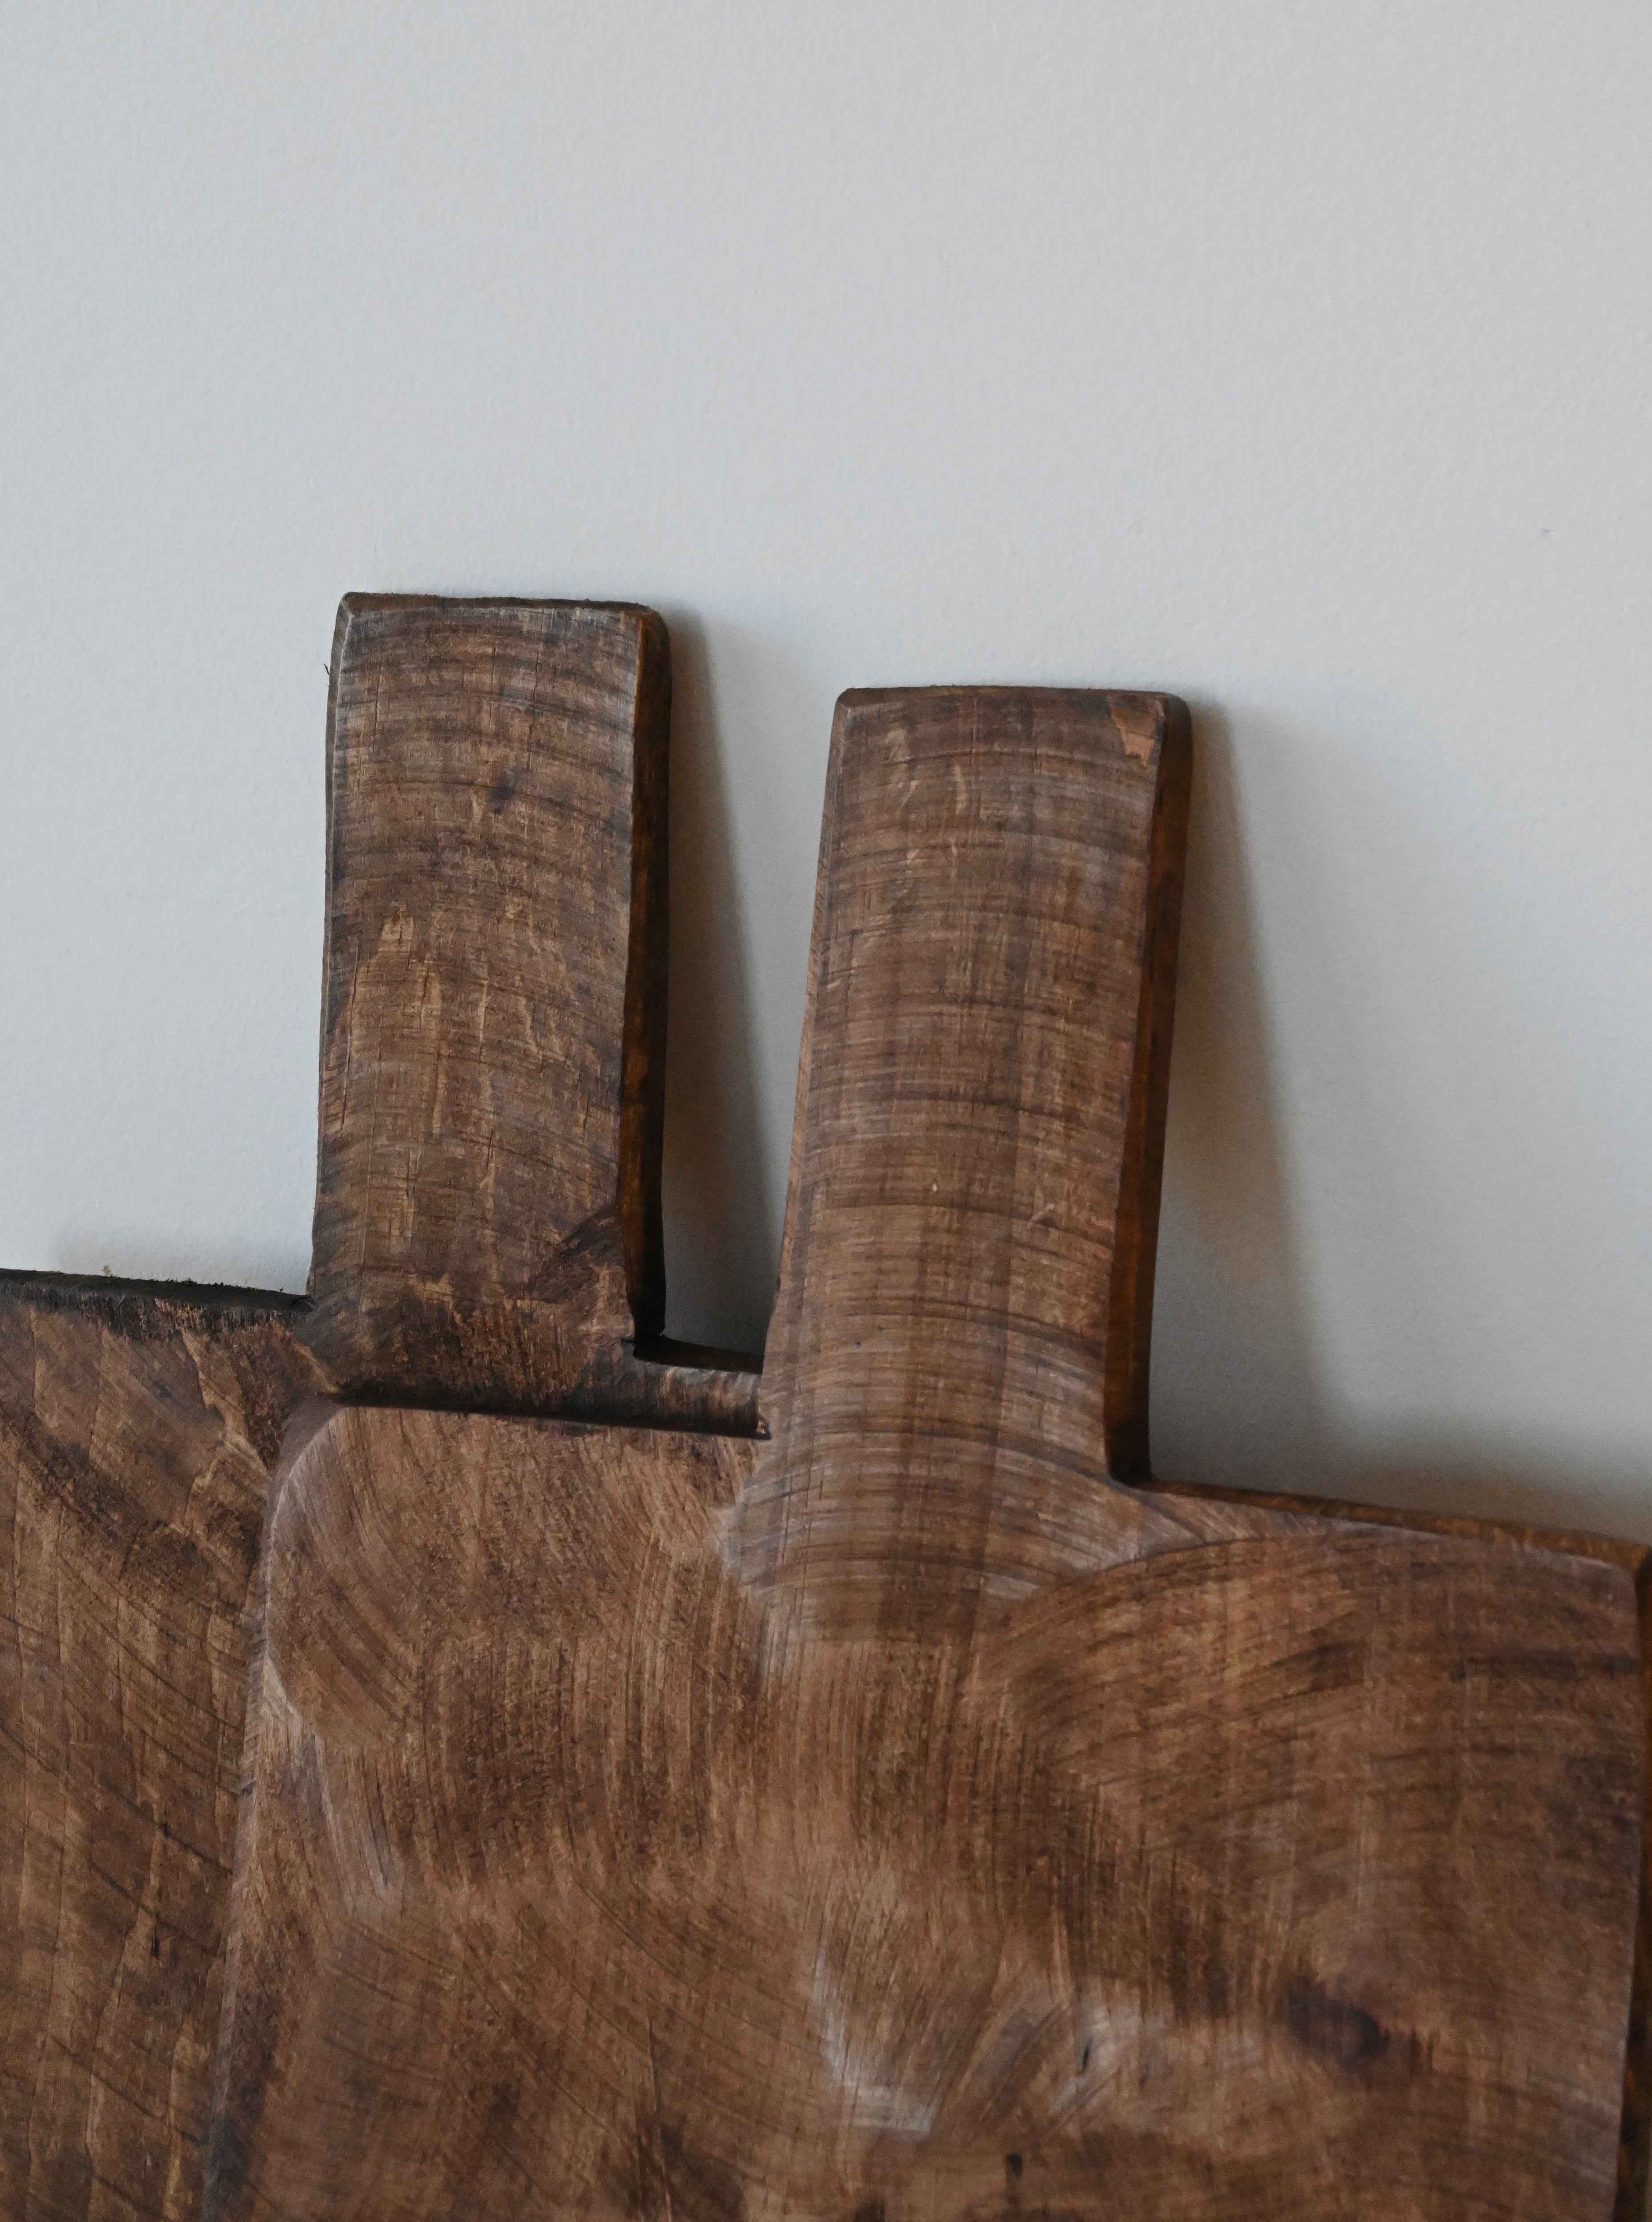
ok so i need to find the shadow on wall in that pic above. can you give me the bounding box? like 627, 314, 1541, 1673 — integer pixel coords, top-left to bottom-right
1150, 706, 1645, 1542
1147, 706, 1328, 1493
656, 611, 781, 1360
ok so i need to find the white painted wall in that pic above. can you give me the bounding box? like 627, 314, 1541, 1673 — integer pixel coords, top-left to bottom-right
4, 3, 1649, 1538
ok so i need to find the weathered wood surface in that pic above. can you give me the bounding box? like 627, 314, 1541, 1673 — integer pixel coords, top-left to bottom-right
304, 594, 674, 1411
736, 689, 1195, 1636
0, 1285, 755, 2222
1147, 1473, 1652, 2218
205, 684, 1649, 2221
299, 597, 754, 1433
0, 1276, 320, 2222
209, 1406, 1642, 2222
0, 601, 757, 2222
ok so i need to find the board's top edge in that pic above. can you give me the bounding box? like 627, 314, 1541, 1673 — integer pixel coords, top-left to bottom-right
835, 684, 1186, 710
0, 1266, 306, 1318
335, 591, 666, 625
1147, 1474, 1652, 1579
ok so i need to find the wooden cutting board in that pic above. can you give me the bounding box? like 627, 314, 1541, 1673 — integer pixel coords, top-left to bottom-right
4, 605, 1648, 2222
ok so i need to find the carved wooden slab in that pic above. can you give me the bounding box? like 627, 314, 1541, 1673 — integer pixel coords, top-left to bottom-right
204, 687, 1647, 2220
2, 615, 1647, 2222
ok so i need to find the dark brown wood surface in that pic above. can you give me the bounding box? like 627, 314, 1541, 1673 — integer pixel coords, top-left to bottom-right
304, 594, 673, 1410
202, 682, 1648, 2221
208, 1406, 1641, 2222
737, 689, 1193, 1636
1147, 1473, 1652, 2219
0, 1277, 320, 2221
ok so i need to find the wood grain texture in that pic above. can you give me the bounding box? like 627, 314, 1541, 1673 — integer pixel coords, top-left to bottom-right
304, 594, 673, 1410
207, 1405, 1642, 2222
0, 1274, 321, 2221
1148, 1474, 1652, 2221
0, 1303, 754, 2222
206, 685, 1649, 2221
737, 689, 1193, 1639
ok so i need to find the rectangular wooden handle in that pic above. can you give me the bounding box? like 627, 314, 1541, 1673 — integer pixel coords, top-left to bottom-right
742, 684, 1192, 1632
304, 594, 671, 1406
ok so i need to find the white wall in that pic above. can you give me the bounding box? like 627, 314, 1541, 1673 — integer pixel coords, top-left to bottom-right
4, 3, 1649, 1538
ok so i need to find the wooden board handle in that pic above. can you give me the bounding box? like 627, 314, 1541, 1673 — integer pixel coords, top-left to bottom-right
304, 595, 671, 1406
741, 686, 1192, 1632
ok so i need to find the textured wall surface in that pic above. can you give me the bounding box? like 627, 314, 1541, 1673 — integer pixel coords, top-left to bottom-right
3, 2, 1648, 1536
